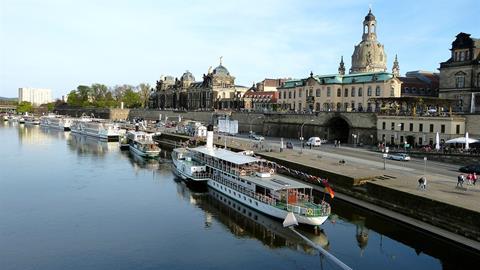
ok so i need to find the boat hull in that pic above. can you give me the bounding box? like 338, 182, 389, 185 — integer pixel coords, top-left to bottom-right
129, 144, 160, 158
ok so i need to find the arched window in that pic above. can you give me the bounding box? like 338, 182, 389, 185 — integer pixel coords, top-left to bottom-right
344, 88, 348, 97
367, 86, 372, 96
337, 88, 341, 97
351, 87, 356, 97
316, 89, 321, 97
358, 87, 363, 96
375, 86, 381, 96
327, 87, 331, 97
336, 102, 342, 111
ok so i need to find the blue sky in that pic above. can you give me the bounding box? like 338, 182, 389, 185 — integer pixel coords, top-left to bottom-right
0, 0, 479, 98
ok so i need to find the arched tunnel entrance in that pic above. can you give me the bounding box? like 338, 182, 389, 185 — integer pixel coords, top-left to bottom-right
326, 117, 351, 143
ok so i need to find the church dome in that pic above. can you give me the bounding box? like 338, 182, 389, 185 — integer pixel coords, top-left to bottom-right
181, 70, 195, 81
213, 64, 230, 76
364, 9, 375, 21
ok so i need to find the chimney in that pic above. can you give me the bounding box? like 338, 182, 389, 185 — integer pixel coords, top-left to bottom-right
206, 124, 214, 149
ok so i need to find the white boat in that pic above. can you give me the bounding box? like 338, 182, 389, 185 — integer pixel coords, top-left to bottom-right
18, 117, 25, 124
171, 128, 331, 226
126, 130, 160, 158
71, 116, 120, 141
24, 116, 40, 125
39, 114, 73, 131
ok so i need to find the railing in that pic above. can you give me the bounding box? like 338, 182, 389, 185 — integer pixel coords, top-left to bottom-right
211, 174, 331, 217
192, 172, 211, 179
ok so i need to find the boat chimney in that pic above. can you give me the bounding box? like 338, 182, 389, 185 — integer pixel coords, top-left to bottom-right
206, 124, 214, 149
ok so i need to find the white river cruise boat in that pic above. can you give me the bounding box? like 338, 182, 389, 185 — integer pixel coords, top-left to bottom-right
40, 114, 73, 131
71, 116, 120, 141
24, 116, 40, 125
171, 128, 331, 226
126, 130, 160, 158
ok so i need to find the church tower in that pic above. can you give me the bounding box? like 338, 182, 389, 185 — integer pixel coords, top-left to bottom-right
350, 9, 387, 74
338, 56, 346, 75
392, 54, 400, 77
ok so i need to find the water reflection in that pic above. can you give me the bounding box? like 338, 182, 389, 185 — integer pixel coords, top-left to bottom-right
67, 133, 118, 156
174, 179, 330, 255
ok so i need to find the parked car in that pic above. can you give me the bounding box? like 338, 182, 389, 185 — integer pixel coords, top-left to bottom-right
459, 164, 480, 173
306, 137, 323, 147
249, 133, 264, 141
387, 153, 411, 161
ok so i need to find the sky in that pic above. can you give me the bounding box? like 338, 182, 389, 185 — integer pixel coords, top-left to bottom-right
0, 0, 479, 99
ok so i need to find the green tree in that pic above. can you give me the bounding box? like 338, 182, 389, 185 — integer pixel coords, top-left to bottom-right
123, 88, 141, 108
91, 83, 109, 107
138, 83, 151, 108
77, 85, 92, 106
67, 90, 81, 106
17, 101, 33, 113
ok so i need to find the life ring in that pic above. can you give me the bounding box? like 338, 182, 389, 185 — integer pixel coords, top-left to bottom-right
240, 170, 246, 176
306, 208, 313, 215
269, 169, 275, 174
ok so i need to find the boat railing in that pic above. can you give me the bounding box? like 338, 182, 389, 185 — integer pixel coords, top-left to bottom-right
192, 172, 211, 179
276, 201, 331, 217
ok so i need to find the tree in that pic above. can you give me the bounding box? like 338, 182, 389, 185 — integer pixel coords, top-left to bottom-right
77, 85, 92, 106
123, 88, 141, 108
138, 83, 151, 108
17, 101, 33, 113
67, 90, 81, 106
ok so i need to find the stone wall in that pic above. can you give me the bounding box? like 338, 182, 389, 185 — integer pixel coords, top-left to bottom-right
464, 114, 480, 137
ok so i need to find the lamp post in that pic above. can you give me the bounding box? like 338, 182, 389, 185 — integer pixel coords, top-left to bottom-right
383, 147, 389, 170
300, 119, 314, 153
352, 134, 357, 147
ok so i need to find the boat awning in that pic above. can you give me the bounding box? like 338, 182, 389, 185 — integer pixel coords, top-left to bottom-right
242, 174, 312, 191
191, 146, 260, 165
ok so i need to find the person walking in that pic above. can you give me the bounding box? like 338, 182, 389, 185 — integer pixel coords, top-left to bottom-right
457, 174, 465, 188
418, 176, 427, 190
473, 172, 478, 185
467, 173, 473, 185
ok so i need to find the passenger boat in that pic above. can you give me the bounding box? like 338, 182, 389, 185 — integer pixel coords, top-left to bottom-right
171, 127, 331, 226
24, 116, 40, 125
39, 114, 73, 131
71, 116, 120, 141
18, 117, 25, 124
126, 130, 160, 158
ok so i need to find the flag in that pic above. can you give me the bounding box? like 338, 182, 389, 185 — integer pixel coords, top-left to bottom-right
325, 186, 335, 199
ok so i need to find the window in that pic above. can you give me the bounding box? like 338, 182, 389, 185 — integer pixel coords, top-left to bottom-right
316, 89, 321, 97
429, 124, 434, 133
391, 122, 395, 130
351, 87, 355, 97
351, 102, 355, 110
382, 122, 386, 130
400, 123, 404, 131
460, 51, 465, 61
409, 123, 413, 132
367, 86, 372, 96
344, 102, 349, 110
456, 124, 460, 134
367, 102, 372, 111
358, 103, 363, 111
336, 102, 341, 111
375, 86, 381, 96
390, 87, 395, 97
293, 91, 296, 99
299, 89, 303, 98
344, 88, 348, 97
288, 91, 291, 99
298, 103, 302, 111
278, 92, 281, 99
337, 88, 341, 97
456, 75, 465, 88
441, 124, 445, 133
327, 87, 331, 97
358, 87, 363, 96
419, 124, 423, 132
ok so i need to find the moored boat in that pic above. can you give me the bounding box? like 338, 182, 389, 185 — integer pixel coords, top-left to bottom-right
40, 114, 73, 131
171, 126, 331, 226
71, 116, 120, 141
24, 116, 40, 125
126, 130, 160, 158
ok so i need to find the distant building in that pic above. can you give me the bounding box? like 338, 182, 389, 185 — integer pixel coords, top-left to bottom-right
149, 58, 248, 110
277, 9, 402, 113
439, 32, 480, 113
18, 88, 53, 106
399, 71, 439, 97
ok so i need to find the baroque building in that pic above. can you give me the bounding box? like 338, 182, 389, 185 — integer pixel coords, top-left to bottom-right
277, 9, 401, 113
438, 32, 480, 113
149, 58, 248, 110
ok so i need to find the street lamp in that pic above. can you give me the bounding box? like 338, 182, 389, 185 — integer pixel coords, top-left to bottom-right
383, 146, 389, 170
300, 119, 314, 153
352, 134, 357, 147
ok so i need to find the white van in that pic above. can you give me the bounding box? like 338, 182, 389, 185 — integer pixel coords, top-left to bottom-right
306, 137, 322, 147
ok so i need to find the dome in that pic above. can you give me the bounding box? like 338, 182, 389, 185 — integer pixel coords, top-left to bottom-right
213, 64, 230, 76
181, 70, 195, 81
350, 40, 387, 73
364, 9, 375, 21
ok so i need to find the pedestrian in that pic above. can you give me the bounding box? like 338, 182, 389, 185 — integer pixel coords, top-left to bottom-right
457, 174, 464, 188
338, 141, 341, 148
418, 176, 427, 190
473, 172, 478, 185
334, 140, 337, 147
467, 173, 473, 185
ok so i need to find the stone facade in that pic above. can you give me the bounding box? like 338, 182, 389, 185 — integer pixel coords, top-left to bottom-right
149, 59, 248, 111
377, 115, 465, 146
439, 32, 480, 112
277, 72, 401, 113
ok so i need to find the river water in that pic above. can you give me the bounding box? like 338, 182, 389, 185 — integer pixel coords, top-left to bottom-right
1, 122, 478, 270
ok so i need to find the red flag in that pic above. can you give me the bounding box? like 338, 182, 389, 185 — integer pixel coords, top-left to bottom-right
325, 186, 335, 199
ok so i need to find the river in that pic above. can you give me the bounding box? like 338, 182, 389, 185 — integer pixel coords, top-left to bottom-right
1, 122, 478, 270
